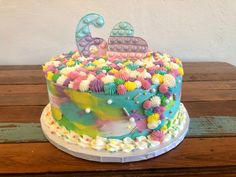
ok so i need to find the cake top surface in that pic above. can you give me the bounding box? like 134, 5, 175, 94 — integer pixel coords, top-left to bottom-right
42, 13, 184, 93
43, 51, 183, 93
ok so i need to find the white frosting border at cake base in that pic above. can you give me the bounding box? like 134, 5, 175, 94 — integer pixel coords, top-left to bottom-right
40, 103, 190, 163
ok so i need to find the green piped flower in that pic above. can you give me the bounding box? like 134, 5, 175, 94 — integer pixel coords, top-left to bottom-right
102, 66, 112, 72
114, 78, 125, 85
126, 64, 139, 71
104, 83, 117, 95
144, 108, 154, 116
155, 70, 167, 75
96, 69, 103, 74
52, 73, 61, 82
161, 96, 168, 106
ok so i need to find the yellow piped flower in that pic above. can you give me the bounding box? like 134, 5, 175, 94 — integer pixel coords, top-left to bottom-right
124, 81, 136, 91
87, 65, 95, 70
123, 61, 132, 66
66, 59, 75, 66
178, 67, 184, 76
152, 74, 164, 84
72, 51, 80, 58
109, 68, 118, 74
161, 124, 168, 132
147, 113, 160, 124
175, 58, 182, 64
42, 65, 47, 71
92, 60, 102, 66
46, 71, 54, 81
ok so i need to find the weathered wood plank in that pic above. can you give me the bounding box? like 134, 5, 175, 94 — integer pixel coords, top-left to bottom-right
184, 100, 236, 117
184, 62, 236, 81
0, 105, 44, 123
0, 62, 236, 85
0, 167, 235, 177
0, 123, 45, 143
0, 117, 235, 143
0, 137, 235, 173
0, 70, 45, 85
0, 65, 41, 70
1, 80, 236, 105
188, 117, 236, 137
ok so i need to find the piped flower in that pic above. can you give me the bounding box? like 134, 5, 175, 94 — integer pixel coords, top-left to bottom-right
89, 79, 104, 92
150, 130, 165, 141
104, 83, 117, 95
115, 71, 129, 81
117, 84, 126, 95
124, 81, 136, 91
141, 80, 151, 90
143, 100, 152, 109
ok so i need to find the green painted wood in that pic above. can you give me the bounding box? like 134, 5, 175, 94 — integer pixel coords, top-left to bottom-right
0, 116, 235, 143
188, 116, 236, 137
0, 123, 46, 143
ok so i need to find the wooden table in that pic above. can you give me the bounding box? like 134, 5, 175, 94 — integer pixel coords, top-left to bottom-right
0, 62, 236, 177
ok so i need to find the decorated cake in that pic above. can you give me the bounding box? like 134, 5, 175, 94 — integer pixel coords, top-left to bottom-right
41, 13, 189, 161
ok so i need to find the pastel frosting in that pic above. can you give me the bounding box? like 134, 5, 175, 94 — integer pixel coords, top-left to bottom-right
43, 50, 183, 142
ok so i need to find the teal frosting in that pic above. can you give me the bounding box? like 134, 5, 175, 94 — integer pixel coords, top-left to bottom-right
104, 83, 117, 95
60, 102, 96, 125
126, 63, 139, 71
144, 108, 154, 116
155, 70, 167, 75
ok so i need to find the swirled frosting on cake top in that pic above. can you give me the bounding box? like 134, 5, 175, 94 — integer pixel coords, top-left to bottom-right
42, 51, 184, 95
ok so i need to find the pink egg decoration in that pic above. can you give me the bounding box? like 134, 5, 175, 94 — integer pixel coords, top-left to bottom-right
159, 84, 168, 94
117, 84, 126, 95
143, 100, 152, 109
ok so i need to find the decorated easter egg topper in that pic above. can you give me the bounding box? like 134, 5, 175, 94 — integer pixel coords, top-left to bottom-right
75, 13, 148, 59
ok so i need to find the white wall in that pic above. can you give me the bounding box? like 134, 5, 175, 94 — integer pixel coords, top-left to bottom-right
0, 0, 236, 65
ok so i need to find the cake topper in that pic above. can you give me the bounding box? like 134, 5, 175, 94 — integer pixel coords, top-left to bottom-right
75, 13, 148, 59
75, 13, 107, 58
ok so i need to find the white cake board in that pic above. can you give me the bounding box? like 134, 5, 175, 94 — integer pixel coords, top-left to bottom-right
40, 103, 190, 163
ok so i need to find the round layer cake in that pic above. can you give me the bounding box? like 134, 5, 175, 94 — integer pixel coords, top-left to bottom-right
42, 51, 184, 152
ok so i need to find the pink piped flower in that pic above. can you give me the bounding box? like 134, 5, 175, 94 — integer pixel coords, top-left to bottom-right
76, 67, 87, 73
110, 63, 117, 68
137, 68, 145, 73
96, 73, 106, 79
89, 71, 97, 76
151, 130, 165, 141
117, 84, 126, 95
159, 84, 168, 94
68, 71, 80, 79
74, 76, 86, 84
72, 81, 80, 90
159, 67, 167, 71
115, 71, 129, 81
170, 69, 178, 78
47, 65, 56, 72
143, 100, 152, 109
141, 80, 151, 90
